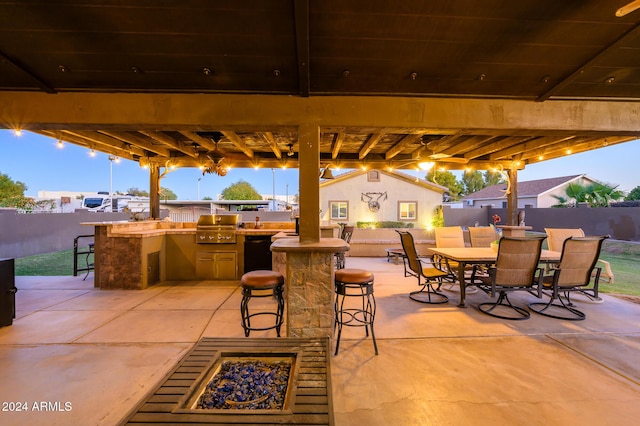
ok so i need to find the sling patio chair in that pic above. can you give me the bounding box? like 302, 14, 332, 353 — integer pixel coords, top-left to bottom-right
475, 236, 546, 320
468, 226, 499, 248
397, 230, 449, 304
529, 236, 609, 321
434, 226, 478, 293
545, 228, 614, 285
334, 225, 354, 269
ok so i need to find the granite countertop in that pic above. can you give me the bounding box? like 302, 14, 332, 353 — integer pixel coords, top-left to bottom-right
271, 236, 349, 253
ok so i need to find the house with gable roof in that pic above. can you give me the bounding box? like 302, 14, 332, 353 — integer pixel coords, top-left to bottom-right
460, 174, 607, 208
319, 169, 447, 227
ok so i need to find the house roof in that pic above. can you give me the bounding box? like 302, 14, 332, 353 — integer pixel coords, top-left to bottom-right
320, 169, 447, 194
461, 174, 595, 200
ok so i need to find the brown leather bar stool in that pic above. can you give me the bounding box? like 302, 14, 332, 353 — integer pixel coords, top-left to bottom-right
334, 268, 378, 355
240, 270, 285, 337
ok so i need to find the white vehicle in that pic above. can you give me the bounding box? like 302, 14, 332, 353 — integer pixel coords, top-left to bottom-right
82, 193, 148, 212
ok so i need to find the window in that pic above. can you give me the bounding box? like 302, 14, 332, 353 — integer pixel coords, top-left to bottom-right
367, 170, 380, 182
330, 201, 349, 220
398, 201, 417, 220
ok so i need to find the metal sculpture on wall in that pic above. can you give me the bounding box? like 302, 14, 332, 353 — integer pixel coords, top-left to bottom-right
361, 192, 387, 212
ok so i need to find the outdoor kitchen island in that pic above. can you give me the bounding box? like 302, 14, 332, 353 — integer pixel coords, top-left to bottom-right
84, 219, 339, 291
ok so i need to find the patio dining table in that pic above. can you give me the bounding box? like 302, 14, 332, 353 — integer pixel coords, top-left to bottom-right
428, 247, 561, 307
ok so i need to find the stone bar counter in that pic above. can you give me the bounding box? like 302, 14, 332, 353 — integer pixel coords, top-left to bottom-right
271, 234, 349, 338
84, 220, 339, 290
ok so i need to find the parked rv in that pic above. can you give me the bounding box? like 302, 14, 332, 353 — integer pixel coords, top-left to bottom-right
81, 193, 148, 212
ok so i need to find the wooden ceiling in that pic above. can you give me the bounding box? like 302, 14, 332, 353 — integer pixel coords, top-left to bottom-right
2, 0, 640, 172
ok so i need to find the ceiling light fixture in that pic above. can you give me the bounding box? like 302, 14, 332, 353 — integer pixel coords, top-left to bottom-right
319, 166, 335, 179
418, 161, 434, 171
56, 140, 63, 149
13, 129, 22, 137
89, 149, 96, 157
202, 67, 212, 75
287, 143, 294, 157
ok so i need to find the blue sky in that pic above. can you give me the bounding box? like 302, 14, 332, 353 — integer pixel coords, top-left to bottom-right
1, 130, 639, 199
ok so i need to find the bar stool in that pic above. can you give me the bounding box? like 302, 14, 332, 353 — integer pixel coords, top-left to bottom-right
334, 268, 378, 355
240, 270, 285, 337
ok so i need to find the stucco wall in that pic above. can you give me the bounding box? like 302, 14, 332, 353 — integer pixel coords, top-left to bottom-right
319, 171, 443, 227
0, 209, 139, 258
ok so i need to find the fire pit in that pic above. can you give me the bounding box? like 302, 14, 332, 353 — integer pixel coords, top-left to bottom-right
186, 354, 297, 411
121, 337, 333, 425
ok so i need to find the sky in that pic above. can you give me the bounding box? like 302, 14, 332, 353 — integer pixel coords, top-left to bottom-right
1, 130, 639, 200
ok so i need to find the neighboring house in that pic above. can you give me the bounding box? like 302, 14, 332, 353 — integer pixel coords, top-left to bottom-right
319, 169, 447, 227
461, 174, 607, 208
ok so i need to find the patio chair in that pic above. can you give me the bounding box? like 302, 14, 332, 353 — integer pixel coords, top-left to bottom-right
397, 230, 449, 304
529, 236, 608, 321
468, 226, 499, 248
335, 225, 354, 269
545, 228, 614, 284
476, 236, 546, 320
434, 226, 478, 292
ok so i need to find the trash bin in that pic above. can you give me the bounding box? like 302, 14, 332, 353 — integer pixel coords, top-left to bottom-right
0, 258, 17, 327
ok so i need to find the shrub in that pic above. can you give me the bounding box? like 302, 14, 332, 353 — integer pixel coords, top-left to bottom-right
356, 221, 414, 229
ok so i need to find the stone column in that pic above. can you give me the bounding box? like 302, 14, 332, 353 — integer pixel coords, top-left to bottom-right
271, 237, 348, 338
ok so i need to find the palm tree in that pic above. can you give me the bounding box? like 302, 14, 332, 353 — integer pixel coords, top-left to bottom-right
561, 182, 624, 207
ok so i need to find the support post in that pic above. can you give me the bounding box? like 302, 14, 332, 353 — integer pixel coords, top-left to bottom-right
298, 123, 321, 243
149, 164, 160, 220
506, 167, 518, 225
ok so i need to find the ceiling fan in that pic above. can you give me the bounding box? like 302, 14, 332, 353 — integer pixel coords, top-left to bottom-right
616, 0, 640, 17
197, 131, 228, 176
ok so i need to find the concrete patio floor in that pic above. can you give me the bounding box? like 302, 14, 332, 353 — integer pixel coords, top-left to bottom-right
1, 256, 640, 425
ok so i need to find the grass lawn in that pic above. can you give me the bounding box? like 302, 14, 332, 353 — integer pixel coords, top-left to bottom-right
15, 249, 93, 277
13, 241, 640, 297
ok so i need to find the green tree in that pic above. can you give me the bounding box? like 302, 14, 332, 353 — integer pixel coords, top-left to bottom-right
127, 187, 149, 197
483, 170, 505, 186
624, 186, 640, 201
461, 170, 485, 195
159, 187, 178, 200
221, 180, 262, 200
426, 169, 464, 201
0, 172, 33, 208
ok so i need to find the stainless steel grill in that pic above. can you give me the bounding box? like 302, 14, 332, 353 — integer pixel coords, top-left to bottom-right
196, 214, 240, 244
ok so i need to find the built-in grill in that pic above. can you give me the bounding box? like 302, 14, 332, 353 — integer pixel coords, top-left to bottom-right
196, 214, 240, 244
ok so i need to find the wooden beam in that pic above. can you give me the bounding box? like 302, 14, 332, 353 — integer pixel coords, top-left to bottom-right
139, 130, 198, 158
179, 131, 216, 151
359, 133, 383, 159
293, 0, 310, 97
331, 131, 345, 159
537, 22, 640, 102
489, 135, 576, 161
385, 134, 421, 160
262, 132, 282, 159
222, 131, 254, 159
464, 136, 534, 160
61, 130, 144, 157
99, 131, 170, 157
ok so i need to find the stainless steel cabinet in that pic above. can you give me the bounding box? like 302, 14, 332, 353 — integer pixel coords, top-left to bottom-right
195, 251, 237, 280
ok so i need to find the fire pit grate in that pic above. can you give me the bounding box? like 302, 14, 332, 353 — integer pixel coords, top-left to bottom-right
120, 337, 333, 425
